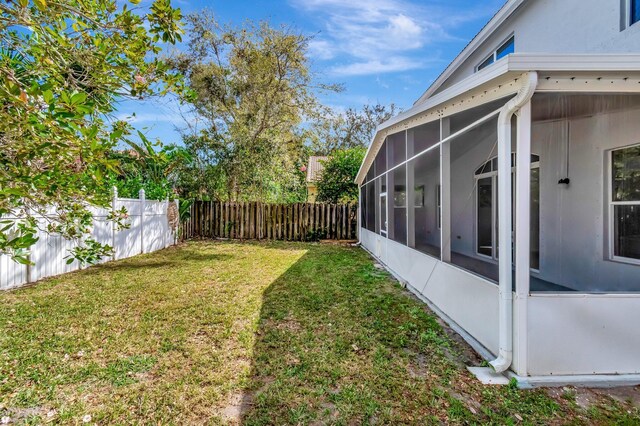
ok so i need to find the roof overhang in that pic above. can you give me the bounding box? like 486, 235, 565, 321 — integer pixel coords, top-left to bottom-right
414, 0, 527, 105
356, 54, 640, 185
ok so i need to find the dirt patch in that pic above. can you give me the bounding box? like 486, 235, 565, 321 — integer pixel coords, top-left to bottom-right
264, 314, 301, 332
555, 386, 640, 411
406, 351, 428, 378
220, 392, 255, 425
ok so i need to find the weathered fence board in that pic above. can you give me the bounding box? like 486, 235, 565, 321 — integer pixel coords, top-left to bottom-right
182, 201, 358, 241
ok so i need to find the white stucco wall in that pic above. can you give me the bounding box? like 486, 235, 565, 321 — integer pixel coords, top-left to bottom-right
436, 0, 640, 95
528, 294, 640, 375
531, 106, 640, 292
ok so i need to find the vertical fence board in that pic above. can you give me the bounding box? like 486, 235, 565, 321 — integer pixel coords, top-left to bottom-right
182, 201, 358, 243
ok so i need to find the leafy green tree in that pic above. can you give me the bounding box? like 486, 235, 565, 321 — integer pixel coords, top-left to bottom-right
170, 12, 339, 202
0, 0, 184, 263
172, 134, 228, 201
311, 103, 398, 155
109, 133, 190, 201
316, 148, 366, 204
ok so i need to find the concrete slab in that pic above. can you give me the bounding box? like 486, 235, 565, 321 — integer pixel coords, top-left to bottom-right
467, 367, 511, 385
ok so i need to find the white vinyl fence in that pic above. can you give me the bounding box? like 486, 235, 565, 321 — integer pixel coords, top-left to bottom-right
1, 189, 178, 290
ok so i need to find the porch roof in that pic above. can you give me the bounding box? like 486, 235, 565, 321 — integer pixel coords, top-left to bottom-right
356, 53, 640, 185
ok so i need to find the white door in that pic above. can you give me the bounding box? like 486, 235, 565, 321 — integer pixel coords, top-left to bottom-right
380, 193, 388, 236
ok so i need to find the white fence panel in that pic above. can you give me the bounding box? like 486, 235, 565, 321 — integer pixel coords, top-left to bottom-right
144, 200, 171, 253
114, 199, 143, 261
0, 193, 178, 290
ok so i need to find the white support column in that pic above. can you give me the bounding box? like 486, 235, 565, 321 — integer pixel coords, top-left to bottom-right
139, 189, 146, 254
112, 186, 118, 261
514, 100, 532, 376
407, 130, 415, 248
440, 117, 451, 262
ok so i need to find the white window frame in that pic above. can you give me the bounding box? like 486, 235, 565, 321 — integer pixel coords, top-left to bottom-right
473, 154, 540, 269
622, 0, 640, 29
475, 34, 515, 72
380, 192, 388, 237
608, 143, 640, 266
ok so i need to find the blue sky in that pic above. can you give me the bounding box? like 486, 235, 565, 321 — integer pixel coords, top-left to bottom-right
116, 0, 505, 146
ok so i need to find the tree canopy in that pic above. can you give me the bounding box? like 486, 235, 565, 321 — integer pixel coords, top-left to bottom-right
310, 103, 398, 155
0, 0, 184, 263
170, 12, 341, 202
316, 148, 366, 204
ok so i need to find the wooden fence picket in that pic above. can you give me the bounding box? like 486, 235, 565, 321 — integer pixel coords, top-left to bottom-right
182, 201, 358, 242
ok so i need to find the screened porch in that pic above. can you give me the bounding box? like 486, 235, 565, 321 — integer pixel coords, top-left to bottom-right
359, 92, 640, 294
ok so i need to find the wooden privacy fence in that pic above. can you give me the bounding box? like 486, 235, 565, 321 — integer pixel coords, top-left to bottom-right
182, 201, 358, 241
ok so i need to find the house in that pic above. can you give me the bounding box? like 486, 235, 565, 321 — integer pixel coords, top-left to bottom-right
356, 0, 640, 386
306, 156, 328, 203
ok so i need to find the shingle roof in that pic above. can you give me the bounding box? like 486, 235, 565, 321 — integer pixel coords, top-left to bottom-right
306, 156, 328, 183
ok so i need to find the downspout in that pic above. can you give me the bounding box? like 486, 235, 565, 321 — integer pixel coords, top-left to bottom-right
490, 71, 538, 373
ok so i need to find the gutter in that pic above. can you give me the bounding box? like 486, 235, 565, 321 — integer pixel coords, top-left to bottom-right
490, 71, 538, 373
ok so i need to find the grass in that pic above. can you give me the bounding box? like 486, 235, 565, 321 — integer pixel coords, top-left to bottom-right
0, 240, 638, 424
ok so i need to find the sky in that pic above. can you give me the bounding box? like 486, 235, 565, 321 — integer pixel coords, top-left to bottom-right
116, 0, 506, 146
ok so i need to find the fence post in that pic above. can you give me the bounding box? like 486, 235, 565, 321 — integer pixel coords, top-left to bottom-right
174, 199, 179, 246
112, 186, 118, 261
139, 189, 146, 254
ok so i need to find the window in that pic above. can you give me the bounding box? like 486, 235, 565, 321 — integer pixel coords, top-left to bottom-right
476, 36, 515, 72
496, 37, 515, 60
633, 0, 640, 25
474, 154, 540, 269
477, 55, 494, 72
610, 144, 640, 262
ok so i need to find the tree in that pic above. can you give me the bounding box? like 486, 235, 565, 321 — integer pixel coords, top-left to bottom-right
108, 133, 190, 201
172, 133, 227, 201
170, 12, 340, 202
316, 148, 366, 204
0, 0, 184, 263
311, 103, 398, 155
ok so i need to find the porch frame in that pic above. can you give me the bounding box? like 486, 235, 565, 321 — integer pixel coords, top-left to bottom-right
357, 65, 640, 379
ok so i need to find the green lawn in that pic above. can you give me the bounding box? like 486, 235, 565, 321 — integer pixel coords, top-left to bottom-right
1, 241, 638, 425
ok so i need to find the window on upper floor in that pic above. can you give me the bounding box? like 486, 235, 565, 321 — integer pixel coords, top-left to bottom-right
476, 36, 514, 72
632, 0, 640, 25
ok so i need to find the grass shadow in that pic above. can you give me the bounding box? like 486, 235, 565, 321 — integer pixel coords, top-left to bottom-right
235, 244, 473, 424
234, 243, 623, 425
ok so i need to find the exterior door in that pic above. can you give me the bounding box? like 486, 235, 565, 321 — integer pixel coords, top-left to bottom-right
475, 154, 540, 268
380, 193, 388, 236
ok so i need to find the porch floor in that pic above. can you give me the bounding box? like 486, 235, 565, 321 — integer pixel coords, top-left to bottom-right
409, 242, 572, 291
450, 252, 573, 292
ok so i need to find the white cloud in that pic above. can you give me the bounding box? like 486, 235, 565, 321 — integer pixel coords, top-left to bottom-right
308, 39, 335, 60
332, 57, 424, 77
293, 0, 489, 76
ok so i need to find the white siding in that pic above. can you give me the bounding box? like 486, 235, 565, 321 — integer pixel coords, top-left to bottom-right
436, 0, 640, 94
